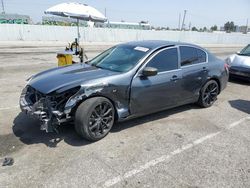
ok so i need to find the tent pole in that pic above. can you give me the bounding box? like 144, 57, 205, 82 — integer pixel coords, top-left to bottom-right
77, 18, 80, 43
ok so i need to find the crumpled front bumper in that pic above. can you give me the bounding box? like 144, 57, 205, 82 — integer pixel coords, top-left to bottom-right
19, 85, 70, 132
19, 95, 32, 113
20, 92, 55, 132
20, 85, 81, 132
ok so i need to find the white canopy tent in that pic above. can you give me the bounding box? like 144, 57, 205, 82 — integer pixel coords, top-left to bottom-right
44, 2, 107, 42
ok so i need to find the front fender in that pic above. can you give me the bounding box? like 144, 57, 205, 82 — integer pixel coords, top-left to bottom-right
64, 83, 130, 120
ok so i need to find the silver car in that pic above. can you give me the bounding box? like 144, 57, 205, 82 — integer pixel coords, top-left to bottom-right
226, 44, 250, 81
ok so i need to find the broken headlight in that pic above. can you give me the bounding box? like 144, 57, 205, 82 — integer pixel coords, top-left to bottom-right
64, 87, 85, 114
49, 86, 81, 112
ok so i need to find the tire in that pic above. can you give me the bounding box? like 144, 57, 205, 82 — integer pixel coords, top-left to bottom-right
75, 97, 115, 141
197, 80, 219, 108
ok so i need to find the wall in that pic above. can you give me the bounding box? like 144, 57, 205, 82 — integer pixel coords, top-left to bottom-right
0, 24, 250, 45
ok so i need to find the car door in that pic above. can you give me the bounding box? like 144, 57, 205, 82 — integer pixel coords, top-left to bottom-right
178, 46, 208, 102
130, 47, 182, 116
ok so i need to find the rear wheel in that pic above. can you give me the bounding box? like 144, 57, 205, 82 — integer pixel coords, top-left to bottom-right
75, 97, 115, 141
198, 80, 219, 108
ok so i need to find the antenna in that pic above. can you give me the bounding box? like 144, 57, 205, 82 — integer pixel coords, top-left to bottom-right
1, 0, 5, 14
181, 10, 187, 31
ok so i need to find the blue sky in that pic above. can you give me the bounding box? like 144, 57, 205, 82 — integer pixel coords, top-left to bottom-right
3, 0, 250, 28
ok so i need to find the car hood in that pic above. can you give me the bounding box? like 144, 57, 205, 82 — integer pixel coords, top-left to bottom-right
231, 54, 250, 68
29, 64, 119, 94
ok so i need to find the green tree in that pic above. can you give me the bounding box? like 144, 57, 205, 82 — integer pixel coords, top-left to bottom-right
191, 26, 198, 31
224, 21, 236, 32
210, 25, 218, 31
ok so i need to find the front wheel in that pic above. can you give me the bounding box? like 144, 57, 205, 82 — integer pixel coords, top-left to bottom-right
198, 80, 219, 108
75, 97, 115, 141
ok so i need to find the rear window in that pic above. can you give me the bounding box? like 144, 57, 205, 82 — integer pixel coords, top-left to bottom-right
180, 46, 207, 66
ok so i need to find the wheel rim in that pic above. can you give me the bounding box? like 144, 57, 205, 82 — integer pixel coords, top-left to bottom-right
203, 82, 218, 105
88, 102, 114, 137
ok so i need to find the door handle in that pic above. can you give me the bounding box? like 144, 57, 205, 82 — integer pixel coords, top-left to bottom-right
170, 75, 180, 81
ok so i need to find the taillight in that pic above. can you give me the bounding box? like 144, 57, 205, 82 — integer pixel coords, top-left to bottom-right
224, 63, 229, 69
224, 63, 230, 74
225, 57, 231, 65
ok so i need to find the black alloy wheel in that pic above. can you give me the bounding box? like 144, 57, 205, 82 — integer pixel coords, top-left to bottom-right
88, 102, 114, 137
198, 80, 219, 108
75, 97, 115, 141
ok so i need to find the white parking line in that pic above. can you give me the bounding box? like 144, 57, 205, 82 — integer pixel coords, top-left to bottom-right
0, 105, 19, 111
103, 116, 250, 188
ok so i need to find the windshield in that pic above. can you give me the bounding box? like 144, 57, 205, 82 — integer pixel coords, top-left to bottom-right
239, 45, 250, 56
89, 44, 150, 72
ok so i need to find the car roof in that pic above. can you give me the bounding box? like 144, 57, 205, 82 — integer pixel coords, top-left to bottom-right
124, 40, 204, 51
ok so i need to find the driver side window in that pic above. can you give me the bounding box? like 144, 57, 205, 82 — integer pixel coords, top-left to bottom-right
146, 48, 178, 72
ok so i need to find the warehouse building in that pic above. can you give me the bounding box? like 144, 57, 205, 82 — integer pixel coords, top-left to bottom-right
0, 13, 32, 24
42, 16, 88, 27
95, 21, 151, 30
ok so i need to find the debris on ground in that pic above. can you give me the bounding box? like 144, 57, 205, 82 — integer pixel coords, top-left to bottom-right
2, 157, 14, 166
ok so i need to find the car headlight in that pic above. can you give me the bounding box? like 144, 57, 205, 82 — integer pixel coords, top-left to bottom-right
51, 86, 82, 114
64, 93, 84, 113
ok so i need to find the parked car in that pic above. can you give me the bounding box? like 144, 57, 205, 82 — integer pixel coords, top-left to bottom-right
226, 44, 250, 81
20, 40, 229, 141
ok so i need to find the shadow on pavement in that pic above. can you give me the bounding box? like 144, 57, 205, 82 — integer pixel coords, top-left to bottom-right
12, 112, 92, 148
112, 104, 199, 132
229, 99, 250, 114
13, 104, 199, 147
229, 77, 250, 86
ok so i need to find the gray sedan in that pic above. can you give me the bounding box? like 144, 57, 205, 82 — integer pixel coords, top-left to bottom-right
20, 40, 229, 141
226, 44, 250, 81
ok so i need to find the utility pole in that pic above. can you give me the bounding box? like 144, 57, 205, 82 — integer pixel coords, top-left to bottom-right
189, 22, 191, 31
1, 0, 5, 14
178, 13, 181, 30
246, 18, 249, 34
181, 10, 187, 31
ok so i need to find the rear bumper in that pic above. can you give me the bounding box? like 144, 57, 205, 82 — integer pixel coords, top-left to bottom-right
219, 68, 229, 93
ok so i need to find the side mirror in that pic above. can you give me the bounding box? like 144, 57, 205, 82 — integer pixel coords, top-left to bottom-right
142, 67, 158, 77
236, 51, 240, 54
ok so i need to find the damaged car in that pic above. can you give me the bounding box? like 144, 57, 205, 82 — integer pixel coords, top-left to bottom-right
226, 44, 250, 81
20, 40, 229, 141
